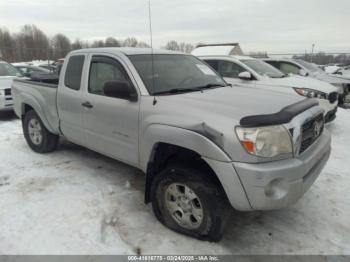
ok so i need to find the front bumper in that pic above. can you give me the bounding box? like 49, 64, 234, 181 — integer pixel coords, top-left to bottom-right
325, 107, 337, 123
318, 98, 338, 122
233, 130, 331, 210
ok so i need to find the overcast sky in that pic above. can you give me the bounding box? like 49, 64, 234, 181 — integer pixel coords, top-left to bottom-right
1, 0, 349, 53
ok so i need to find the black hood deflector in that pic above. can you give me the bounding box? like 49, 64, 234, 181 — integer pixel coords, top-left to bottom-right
240, 99, 319, 127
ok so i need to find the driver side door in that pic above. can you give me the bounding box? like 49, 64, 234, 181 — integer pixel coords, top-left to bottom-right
82, 55, 140, 166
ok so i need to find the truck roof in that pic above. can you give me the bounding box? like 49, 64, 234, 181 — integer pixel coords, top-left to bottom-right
70, 47, 187, 56
196, 54, 255, 61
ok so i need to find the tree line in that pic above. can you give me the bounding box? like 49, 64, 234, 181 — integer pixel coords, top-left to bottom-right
293, 52, 350, 66
0, 24, 195, 62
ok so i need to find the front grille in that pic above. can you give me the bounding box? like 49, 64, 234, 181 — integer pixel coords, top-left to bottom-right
4, 88, 11, 96
328, 92, 338, 104
299, 114, 324, 154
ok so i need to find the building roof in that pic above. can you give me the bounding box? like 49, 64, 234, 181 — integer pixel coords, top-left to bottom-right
191, 43, 244, 56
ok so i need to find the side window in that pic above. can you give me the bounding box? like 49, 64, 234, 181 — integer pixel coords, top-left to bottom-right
88, 56, 131, 96
279, 62, 301, 75
217, 60, 246, 78
265, 61, 280, 69
64, 55, 85, 90
205, 60, 219, 71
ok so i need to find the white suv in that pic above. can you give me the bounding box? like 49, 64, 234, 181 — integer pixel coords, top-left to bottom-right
0, 61, 22, 111
192, 46, 339, 123
264, 58, 350, 105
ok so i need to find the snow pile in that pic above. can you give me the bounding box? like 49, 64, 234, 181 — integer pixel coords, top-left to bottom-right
324, 65, 340, 74
12, 60, 54, 67
0, 109, 349, 255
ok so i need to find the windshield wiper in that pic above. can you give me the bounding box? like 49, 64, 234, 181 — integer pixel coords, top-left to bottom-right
152, 83, 228, 96
271, 75, 287, 78
194, 83, 228, 90
153, 88, 201, 95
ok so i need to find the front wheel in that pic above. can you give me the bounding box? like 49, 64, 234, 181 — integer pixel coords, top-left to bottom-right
23, 110, 58, 153
151, 164, 230, 242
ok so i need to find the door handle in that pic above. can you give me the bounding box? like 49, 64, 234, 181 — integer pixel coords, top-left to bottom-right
82, 101, 93, 109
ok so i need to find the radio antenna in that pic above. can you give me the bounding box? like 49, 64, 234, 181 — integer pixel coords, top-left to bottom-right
148, 0, 157, 105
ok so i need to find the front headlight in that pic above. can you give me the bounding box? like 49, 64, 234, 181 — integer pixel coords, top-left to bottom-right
235, 125, 293, 158
294, 88, 327, 99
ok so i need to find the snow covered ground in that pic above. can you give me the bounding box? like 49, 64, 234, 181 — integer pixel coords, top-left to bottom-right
0, 109, 349, 255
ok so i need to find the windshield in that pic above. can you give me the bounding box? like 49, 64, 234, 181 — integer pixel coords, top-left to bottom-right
128, 54, 227, 95
296, 60, 323, 73
241, 59, 285, 78
0, 62, 21, 77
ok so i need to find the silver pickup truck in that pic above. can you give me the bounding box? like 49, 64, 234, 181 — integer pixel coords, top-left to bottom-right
12, 48, 331, 241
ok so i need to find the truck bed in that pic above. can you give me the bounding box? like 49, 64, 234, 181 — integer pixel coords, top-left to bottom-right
12, 78, 60, 134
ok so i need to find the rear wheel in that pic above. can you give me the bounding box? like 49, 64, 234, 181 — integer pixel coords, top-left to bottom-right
151, 164, 230, 242
23, 110, 58, 153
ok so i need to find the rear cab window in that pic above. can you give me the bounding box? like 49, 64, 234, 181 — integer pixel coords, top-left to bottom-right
64, 55, 85, 90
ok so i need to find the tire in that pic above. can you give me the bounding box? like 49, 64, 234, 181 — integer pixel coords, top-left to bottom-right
151, 163, 230, 242
23, 110, 58, 153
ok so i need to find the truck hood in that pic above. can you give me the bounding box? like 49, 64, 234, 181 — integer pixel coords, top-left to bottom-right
155, 86, 303, 126
0, 76, 16, 90
259, 75, 338, 94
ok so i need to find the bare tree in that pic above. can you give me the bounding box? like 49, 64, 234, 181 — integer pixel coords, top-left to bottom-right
90, 40, 105, 48
123, 37, 138, 47
71, 39, 84, 50
163, 40, 194, 53
0, 28, 15, 61
164, 40, 180, 51
249, 51, 269, 58
16, 25, 49, 61
179, 42, 194, 53
51, 33, 71, 59
105, 37, 121, 47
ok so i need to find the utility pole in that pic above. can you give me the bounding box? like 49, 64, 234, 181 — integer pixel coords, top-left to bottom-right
310, 44, 315, 62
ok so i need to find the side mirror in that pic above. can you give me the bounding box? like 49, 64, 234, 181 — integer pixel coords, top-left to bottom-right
299, 69, 309, 77
103, 80, 138, 102
238, 71, 253, 80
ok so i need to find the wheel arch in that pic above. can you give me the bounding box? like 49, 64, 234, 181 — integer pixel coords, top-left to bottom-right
20, 94, 57, 134
141, 124, 232, 204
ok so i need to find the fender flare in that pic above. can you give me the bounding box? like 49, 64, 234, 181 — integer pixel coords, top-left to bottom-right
141, 124, 252, 210
19, 92, 58, 134
140, 124, 232, 172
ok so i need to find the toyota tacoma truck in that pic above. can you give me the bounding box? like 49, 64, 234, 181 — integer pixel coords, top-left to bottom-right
12, 48, 331, 241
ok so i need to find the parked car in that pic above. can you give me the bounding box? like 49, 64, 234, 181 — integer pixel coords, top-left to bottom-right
12, 48, 331, 241
264, 58, 350, 105
39, 64, 56, 72
192, 46, 339, 123
332, 66, 350, 80
13, 64, 51, 78
53, 58, 65, 66
0, 61, 22, 111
